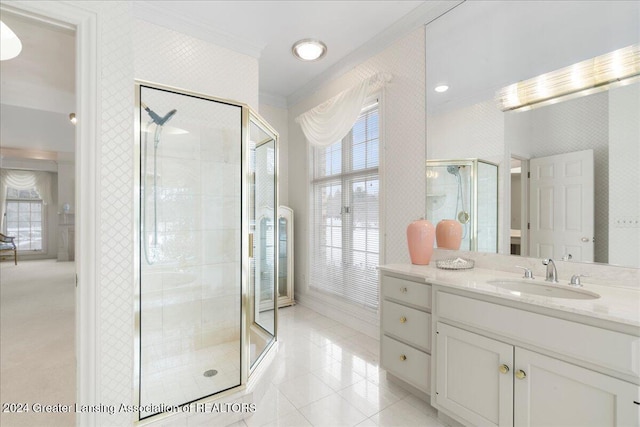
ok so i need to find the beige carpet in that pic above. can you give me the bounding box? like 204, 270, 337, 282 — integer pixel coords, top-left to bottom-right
0, 260, 76, 427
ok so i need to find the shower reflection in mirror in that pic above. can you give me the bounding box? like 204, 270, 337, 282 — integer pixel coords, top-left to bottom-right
426, 159, 498, 252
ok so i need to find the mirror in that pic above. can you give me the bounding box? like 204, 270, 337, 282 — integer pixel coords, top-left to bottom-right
426, 1, 640, 268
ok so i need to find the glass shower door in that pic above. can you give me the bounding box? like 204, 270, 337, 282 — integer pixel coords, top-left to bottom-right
248, 114, 277, 367
137, 83, 243, 419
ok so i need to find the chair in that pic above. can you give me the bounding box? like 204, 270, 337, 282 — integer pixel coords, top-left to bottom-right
0, 233, 17, 265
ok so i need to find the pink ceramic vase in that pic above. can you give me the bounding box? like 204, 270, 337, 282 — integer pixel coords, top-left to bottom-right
436, 219, 463, 250
406, 219, 435, 265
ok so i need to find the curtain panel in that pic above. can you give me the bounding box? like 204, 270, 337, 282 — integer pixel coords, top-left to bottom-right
295, 72, 391, 147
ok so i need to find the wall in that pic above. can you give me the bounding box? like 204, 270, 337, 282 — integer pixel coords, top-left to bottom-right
609, 83, 640, 267
259, 103, 289, 206
288, 27, 426, 336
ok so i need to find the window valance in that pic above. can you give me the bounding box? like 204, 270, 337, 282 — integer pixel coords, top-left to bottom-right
0, 169, 53, 231
295, 72, 391, 147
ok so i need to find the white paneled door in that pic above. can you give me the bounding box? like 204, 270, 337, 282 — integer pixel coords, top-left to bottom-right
529, 149, 594, 262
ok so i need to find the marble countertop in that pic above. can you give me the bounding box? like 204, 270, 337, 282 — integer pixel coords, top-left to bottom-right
378, 263, 640, 330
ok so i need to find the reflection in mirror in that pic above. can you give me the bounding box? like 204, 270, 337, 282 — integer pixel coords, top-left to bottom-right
426, 0, 640, 267
426, 159, 498, 252
249, 116, 277, 367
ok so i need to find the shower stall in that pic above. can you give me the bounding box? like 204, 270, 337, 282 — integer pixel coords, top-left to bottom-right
426, 159, 498, 252
135, 82, 278, 420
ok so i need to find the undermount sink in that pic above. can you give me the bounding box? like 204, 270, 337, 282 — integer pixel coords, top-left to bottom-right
487, 279, 600, 300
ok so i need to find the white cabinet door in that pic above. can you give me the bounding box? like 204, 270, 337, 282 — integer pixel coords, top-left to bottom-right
436, 323, 514, 427
514, 348, 640, 427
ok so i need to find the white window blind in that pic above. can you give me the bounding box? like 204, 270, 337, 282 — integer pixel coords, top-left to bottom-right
310, 101, 380, 310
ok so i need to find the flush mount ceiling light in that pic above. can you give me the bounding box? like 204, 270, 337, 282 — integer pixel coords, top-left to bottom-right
434, 85, 449, 93
0, 20, 23, 61
496, 44, 640, 111
291, 39, 327, 62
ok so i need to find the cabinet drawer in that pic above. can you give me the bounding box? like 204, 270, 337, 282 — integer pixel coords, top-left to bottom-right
382, 300, 431, 351
437, 291, 640, 378
382, 335, 430, 392
382, 275, 431, 310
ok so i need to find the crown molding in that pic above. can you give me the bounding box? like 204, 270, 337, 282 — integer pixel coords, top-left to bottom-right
132, 1, 265, 58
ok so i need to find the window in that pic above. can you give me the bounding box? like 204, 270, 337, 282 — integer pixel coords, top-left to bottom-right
310, 101, 380, 310
4, 188, 44, 251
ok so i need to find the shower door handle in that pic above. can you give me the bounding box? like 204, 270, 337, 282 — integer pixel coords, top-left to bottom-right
249, 233, 254, 258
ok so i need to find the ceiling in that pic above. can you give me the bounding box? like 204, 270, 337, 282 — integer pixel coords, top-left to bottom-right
0, 12, 76, 154
1, 0, 457, 155
131, 1, 452, 107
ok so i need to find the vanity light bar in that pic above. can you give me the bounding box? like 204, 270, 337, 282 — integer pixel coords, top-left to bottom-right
496, 44, 640, 111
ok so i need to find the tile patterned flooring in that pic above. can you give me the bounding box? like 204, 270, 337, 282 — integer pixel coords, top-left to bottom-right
232, 304, 448, 427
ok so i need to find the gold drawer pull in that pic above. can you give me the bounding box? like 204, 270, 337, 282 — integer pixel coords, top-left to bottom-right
400, 354, 407, 361
516, 370, 527, 380
400, 287, 408, 293
499, 364, 510, 374
400, 316, 407, 323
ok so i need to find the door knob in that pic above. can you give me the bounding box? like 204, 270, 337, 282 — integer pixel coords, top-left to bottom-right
400, 287, 408, 293
516, 370, 527, 380
400, 316, 407, 323
499, 364, 510, 374
581, 237, 590, 242
400, 354, 407, 361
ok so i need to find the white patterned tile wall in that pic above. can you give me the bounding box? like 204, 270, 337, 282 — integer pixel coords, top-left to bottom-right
288, 26, 427, 306
63, 2, 137, 426
133, 19, 259, 109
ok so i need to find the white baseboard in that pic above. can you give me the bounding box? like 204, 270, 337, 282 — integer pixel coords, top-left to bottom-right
295, 291, 380, 339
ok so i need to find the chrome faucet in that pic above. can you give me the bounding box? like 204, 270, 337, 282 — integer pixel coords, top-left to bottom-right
542, 258, 558, 283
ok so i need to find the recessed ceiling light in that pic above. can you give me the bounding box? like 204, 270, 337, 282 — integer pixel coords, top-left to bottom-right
0, 20, 23, 61
292, 39, 327, 61
434, 85, 449, 93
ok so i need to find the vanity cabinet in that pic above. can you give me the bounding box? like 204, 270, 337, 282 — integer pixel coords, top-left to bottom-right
380, 273, 432, 394
434, 291, 640, 427
436, 322, 513, 427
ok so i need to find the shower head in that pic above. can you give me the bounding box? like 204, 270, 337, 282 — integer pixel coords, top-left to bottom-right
447, 165, 460, 176
141, 102, 177, 126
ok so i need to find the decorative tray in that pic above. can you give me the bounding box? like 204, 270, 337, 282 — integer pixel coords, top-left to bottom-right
435, 257, 475, 270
